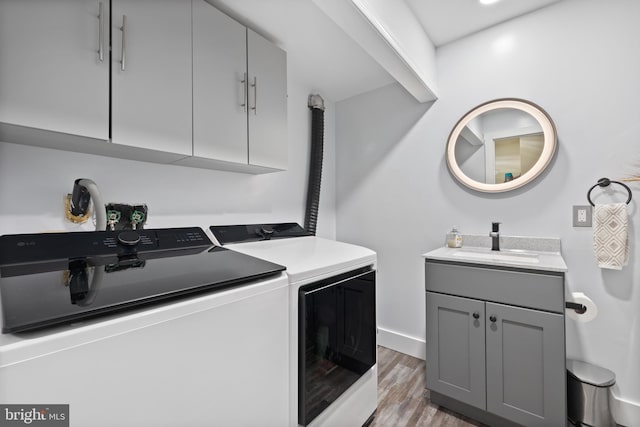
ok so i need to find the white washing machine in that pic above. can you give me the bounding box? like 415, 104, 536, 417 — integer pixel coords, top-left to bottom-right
210, 223, 378, 427
0, 227, 291, 427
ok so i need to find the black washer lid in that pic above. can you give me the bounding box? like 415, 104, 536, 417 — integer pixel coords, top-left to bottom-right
567, 359, 616, 387
210, 223, 311, 245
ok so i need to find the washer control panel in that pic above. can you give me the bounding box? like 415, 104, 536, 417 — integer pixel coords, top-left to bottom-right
0, 227, 212, 266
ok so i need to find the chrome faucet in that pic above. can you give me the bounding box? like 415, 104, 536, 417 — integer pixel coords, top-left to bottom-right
490, 222, 500, 251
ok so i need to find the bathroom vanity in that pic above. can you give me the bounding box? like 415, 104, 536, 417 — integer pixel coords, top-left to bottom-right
423, 239, 568, 427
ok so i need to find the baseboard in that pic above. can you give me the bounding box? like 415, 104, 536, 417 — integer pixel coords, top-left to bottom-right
377, 326, 425, 360
613, 393, 640, 427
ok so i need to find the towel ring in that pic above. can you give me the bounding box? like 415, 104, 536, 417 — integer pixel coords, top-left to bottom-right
587, 177, 632, 207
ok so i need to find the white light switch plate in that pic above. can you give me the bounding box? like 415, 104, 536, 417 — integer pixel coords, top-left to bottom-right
573, 205, 592, 227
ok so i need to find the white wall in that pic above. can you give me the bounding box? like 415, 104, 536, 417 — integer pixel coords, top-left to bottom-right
0, 74, 337, 239
335, 0, 640, 423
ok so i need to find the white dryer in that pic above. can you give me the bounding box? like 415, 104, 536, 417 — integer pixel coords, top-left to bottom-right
210, 223, 378, 427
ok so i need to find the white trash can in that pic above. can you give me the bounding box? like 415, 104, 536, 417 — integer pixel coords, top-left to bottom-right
567, 359, 616, 427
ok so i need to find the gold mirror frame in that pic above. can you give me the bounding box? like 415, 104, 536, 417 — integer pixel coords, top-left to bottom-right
446, 98, 557, 193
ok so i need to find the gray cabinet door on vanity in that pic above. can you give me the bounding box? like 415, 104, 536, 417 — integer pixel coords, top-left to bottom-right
111, 0, 192, 156
426, 292, 486, 410
485, 302, 565, 427
0, 0, 109, 140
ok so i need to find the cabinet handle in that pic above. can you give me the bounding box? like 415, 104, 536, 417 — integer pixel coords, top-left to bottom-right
250, 76, 257, 115
97, 2, 104, 62
240, 73, 247, 112
490, 315, 497, 323
472, 312, 480, 319
120, 15, 127, 71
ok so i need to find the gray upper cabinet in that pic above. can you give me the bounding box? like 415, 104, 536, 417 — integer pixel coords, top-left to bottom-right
425, 260, 566, 427
0, 0, 287, 173
111, 0, 192, 157
0, 0, 109, 140
192, 0, 248, 164
247, 29, 288, 170
189, 0, 288, 172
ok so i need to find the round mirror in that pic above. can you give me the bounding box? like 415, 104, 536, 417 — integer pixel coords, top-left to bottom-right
446, 98, 557, 193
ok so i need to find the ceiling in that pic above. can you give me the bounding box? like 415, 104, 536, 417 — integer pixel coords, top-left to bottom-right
208, 0, 564, 102
406, 0, 563, 46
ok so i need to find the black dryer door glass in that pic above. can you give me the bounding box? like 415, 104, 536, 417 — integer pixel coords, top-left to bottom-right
298, 268, 376, 426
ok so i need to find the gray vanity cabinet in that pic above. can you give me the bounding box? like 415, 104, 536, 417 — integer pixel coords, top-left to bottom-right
485, 302, 565, 426
426, 292, 486, 410
425, 260, 566, 427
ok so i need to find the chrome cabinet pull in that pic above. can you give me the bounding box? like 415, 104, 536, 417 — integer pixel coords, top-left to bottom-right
97, 2, 104, 62
240, 72, 247, 112
120, 15, 127, 71
250, 76, 257, 115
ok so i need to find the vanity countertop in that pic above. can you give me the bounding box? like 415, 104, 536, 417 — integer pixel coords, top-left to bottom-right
422, 235, 568, 273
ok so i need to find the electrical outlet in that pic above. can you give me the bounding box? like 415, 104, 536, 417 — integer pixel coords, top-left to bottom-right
578, 209, 587, 222
572, 205, 592, 227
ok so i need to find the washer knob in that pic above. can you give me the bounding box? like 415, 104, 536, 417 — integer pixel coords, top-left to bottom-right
117, 231, 141, 246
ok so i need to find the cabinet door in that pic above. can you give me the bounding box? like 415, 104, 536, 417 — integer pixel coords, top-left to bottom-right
192, 0, 248, 164
247, 29, 287, 170
426, 292, 486, 410
485, 302, 565, 426
0, 0, 109, 139
111, 0, 192, 156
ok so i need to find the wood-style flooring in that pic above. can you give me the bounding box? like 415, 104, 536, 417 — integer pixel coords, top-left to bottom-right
371, 346, 486, 427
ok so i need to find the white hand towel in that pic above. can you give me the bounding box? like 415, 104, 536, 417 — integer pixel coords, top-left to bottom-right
593, 203, 629, 270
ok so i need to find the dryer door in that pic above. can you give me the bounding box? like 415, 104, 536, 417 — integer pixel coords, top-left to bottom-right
298, 267, 376, 426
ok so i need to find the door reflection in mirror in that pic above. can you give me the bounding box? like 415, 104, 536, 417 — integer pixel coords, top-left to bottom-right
494, 133, 543, 183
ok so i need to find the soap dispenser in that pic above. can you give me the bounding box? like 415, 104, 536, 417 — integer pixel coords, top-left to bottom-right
446, 226, 463, 248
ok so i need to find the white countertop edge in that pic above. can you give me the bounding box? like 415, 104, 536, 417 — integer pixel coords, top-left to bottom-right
422, 246, 568, 273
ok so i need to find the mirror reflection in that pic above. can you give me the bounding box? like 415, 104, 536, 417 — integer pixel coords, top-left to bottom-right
454, 108, 544, 184
446, 98, 557, 193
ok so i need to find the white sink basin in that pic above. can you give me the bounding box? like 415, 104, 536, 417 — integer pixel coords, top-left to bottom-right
452, 249, 540, 264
